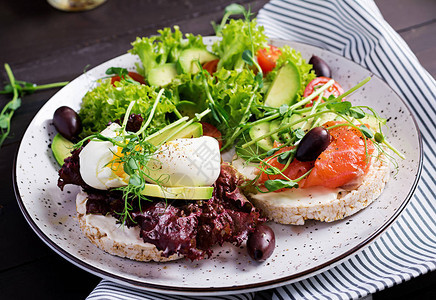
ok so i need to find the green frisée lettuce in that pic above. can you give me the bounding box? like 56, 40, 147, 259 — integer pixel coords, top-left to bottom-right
129, 26, 207, 78
213, 68, 264, 127
78, 79, 175, 138
212, 18, 268, 71
266, 46, 316, 102
77, 5, 314, 151
169, 67, 264, 143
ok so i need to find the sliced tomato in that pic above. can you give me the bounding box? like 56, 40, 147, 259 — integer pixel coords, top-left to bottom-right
111, 72, 146, 86
303, 77, 344, 106
258, 146, 314, 192
201, 122, 222, 148
256, 45, 282, 75
302, 121, 375, 189
202, 59, 219, 75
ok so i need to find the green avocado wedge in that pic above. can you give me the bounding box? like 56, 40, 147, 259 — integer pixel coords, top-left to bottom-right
141, 183, 213, 200
52, 133, 74, 166
147, 63, 178, 87
178, 48, 218, 74
264, 61, 301, 108
249, 122, 274, 152
147, 122, 203, 146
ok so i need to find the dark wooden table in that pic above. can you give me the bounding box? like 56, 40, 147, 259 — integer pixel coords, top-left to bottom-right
0, 1, 434, 299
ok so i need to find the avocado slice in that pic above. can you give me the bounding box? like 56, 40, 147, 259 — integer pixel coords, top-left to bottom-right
269, 119, 281, 143
264, 62, 301, 108
147, 63, 178, 87
178, 48, 218, 74
147, 122, 203, 146
358, 114, 386, 131
176, 101, 200, 119
236, 122, 274, 161
312, 111, 338, 128
288, 113, 313, 133
141, 183, 213, 200
249, 122, 274, 152
52, 133, 74, 166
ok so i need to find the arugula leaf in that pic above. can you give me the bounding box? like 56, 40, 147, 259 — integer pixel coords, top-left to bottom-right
277, 149, 294, 164
349, 106, 366, 119
242, 50, 254, 66
264, 179, 298, 192
327, 101, 352, 113
264, 167, 281, 175
265, 147, 279, 157
293, 128, 305, 140
106, 67, 129, 77
359, 124, 373, 138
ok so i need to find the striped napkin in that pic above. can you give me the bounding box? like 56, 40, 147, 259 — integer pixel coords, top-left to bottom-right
87, 0, 436, 299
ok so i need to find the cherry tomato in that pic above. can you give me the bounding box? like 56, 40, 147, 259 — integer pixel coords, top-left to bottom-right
303, 77, 344, 106
256, 45, 282, 75
201, 122, 222, 148
202, 59, 219, 75
258, 146, 314, 192
111, 72, 146, 86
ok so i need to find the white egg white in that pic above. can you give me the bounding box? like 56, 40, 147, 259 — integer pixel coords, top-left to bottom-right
79, 123, 129, 190
79, 124, 221, 190
146, 136, 221, 187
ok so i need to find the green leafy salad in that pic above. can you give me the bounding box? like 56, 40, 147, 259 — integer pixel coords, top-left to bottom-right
67, 3, 403, 202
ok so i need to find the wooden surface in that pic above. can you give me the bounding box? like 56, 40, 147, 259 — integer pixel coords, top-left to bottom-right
0, 0, 434, 299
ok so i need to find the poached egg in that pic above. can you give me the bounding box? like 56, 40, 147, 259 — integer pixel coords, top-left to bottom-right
79, 124, 221, 190
79, 123, 129, 190
146, 136, 221, 187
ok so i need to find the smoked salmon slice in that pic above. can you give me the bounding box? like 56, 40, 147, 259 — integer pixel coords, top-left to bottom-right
302, 121, 375, 189
258, 145, 314, 192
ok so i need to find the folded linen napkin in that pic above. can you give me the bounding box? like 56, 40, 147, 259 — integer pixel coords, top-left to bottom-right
87, 1, 436, 299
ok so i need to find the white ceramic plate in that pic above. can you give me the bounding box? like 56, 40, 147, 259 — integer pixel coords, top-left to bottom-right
14, 38, 422, 296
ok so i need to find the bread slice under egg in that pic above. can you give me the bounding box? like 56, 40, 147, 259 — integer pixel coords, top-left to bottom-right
76, 191, 182, 262
243, 154, 390, 225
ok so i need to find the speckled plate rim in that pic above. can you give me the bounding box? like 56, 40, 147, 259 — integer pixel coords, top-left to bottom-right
13, 39, 423, 296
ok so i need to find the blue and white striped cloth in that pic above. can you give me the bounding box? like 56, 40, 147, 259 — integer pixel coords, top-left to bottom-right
87, 1, 436, 299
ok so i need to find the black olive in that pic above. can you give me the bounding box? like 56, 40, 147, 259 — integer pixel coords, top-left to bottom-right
247, 224, 275, 262
53, 106, 82, 141
296, 127, 331, 162
309, 55, 332, 78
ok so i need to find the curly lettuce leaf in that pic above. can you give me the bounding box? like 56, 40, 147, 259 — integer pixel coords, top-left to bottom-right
212, 19, 268, 71
170, 68, 264, 143
129, 26, 206, 77
213, 68, 263, 128
266, 45, 316, 101
78, 80, 175, 138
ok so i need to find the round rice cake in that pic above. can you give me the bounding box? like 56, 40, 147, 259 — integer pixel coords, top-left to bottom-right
76, 191, 182, 262
248, 155, 390, 225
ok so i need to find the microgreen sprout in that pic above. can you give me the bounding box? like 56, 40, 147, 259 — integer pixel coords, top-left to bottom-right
197, 63, 230, 126
105, 67, 139, 85
213, 3, 247, 34
256, 154, 313, 193
0, 63, 68, 148
135, 88, 164, 137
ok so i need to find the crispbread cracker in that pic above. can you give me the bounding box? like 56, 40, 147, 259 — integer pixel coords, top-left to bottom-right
249, 155, 390, 225
76, 191, 182, 262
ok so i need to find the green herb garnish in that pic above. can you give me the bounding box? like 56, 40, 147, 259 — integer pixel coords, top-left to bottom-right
0, 63, 68, 148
